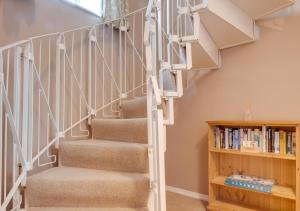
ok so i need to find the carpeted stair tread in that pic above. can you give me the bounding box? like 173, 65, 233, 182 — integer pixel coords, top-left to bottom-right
120, 96, 147, 118
59, 139, 148, 173
27, 167, 150, 208
27, 208, 148, 211
91, 118, 147, 144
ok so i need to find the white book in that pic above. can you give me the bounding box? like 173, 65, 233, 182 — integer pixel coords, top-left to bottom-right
262, 126, 266, 152
248, 129, 253, 142
274, 131, 280, 154
225, 128, 229, 149
239, 128, 244, 150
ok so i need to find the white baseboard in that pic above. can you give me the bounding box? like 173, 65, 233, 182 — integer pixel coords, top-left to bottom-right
166, 185, 208, 201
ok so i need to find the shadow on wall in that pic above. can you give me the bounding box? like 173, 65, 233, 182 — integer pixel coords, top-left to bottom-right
2, 0, 36, 37
198, 133, 208, 193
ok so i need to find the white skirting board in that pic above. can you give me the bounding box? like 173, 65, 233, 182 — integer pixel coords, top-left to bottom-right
166, 186, 208, 201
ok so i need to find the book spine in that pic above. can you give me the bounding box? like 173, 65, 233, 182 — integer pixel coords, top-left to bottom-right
274, 131, 280, 154
283, 131, 287, 155
225, 128, 229, 149
262, 126, 266, 152
287, 132, 292, 155
279, 130, 284, 155
292, 132, 296, 155
215, 127, 220, 149
268, 129, 272, 153
271, 129, 275, 153
229, 128, 233, 149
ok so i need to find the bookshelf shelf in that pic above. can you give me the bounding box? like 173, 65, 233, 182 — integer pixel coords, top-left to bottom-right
207, 121, 300, 211
207, 200, 259, 211
210, 176, 296, 200
210, 148, 296, 160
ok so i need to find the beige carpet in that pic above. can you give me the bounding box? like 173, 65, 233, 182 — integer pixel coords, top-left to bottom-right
167, 192, 207, 211
27, 193, 207, 211
27, 96, 204, 210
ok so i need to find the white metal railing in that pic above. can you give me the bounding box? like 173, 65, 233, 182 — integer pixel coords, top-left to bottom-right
144, 0, 209, 210
0, 0, 207, 209
0, 7, 147, 211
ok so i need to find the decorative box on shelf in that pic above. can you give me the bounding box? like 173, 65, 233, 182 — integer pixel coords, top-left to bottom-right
224, 175, 274, 193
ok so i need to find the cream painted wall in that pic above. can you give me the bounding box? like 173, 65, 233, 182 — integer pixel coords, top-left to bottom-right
0, 0, 102, 46
0, 0, 147, 46
166, 13, 300, 195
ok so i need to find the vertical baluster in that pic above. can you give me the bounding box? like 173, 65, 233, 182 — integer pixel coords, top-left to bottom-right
56, 34, 63, 145
37, 89, 41, 165
141, 13, 144, 94
21, 42, 32, 174
4, 115, 8, 202
111, 26, 114, 113
39, 40, 42, 76
48, 39, 51, 108
13, 46, 22, 205
37, 38, 42, 167
94, 29, 97, 111
88, 29, 93, 122
27, 44, 34, 168
132, 15, 135, 97
102, 25, 105, 115
70, 33, 74, 130
89, 27, 97, 119
0, 50, 3, 205
63, 36, 66, 132
6, 50, 10, 93
13, 46, 22, 130
119, 26, 122, 99
47, 38, 52, 151
79, 31, 83, 127
124, 26, 127, 94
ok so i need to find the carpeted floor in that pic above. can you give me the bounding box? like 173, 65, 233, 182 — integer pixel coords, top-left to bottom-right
167, 192, 207, 211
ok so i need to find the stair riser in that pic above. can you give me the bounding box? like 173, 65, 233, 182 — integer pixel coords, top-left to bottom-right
120, 97, 147, 119
59, 142, 149, 173
27, 177, 149, 208
91, 119, 148, 144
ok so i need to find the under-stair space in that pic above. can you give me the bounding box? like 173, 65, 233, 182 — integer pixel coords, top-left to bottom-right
0, 0, 297, 210
26, 97, 149, 210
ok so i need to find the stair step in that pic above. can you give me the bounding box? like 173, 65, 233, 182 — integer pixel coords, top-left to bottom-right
120, 96, 147, 118
91, 118, 147, 144
199, 0, 256, 49
231, 0, 295, 19
59, 139, 148, 173
26, 167, 150, 208
27, 208, 148, 211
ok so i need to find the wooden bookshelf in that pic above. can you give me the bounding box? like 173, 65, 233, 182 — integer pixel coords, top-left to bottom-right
207, 121, 300, 211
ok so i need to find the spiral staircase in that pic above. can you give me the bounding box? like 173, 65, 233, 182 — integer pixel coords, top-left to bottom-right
0, 0, 296, 211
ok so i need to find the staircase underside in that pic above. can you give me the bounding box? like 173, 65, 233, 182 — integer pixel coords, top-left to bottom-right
188, 0, 294, 69
231, 0, 295, 19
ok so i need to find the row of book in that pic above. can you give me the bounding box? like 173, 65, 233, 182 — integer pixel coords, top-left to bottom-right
214, 126, 296, 155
